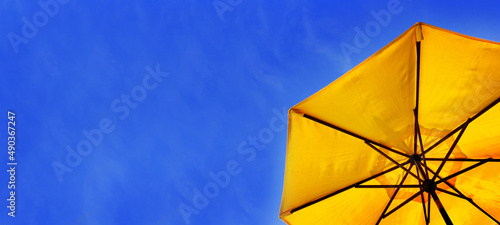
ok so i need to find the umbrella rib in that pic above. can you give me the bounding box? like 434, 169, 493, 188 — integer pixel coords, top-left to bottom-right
366, 141, 424, 182
289, 162, 410, 214
470, 95, 500, 121
416, 163, 429, 224
432, 121, 470, 181
415, 119, 430, 178
384, 190, 424, 218
421, 188, 429, 224
427, 192, 431, 224
414, 109, 418, 156
425, 95, 500, 155
436, 159, 489, 185
425, 158, 500, 162
415, 160, 429, 180
356, 184, 421, 188
302, 114, 409, 158
435, 187, 469, 200
375, 164, 413, 225
414, 41, 422, 156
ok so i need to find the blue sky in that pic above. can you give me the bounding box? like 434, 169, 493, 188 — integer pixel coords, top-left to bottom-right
1, 0, 500, 224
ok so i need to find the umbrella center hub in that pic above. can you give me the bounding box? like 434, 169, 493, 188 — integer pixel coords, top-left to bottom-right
422, 180, 436, 193
410, 154, 421, 164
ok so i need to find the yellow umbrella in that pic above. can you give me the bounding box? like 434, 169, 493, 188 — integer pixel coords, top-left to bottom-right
279, 22, 500, 225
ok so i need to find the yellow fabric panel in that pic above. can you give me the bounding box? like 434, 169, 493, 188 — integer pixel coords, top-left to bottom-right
421, 100, 500, 165
418, 24, 500, 147
280, 110, 407, 216
454, 162, 500, 223
292, 24, 417, 154
454, 103, 500, 159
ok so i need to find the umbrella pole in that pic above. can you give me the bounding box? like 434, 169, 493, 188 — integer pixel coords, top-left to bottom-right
430, 191, 453, 225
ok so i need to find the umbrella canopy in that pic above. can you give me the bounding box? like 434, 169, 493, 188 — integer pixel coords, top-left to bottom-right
279, 22, 500, 225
